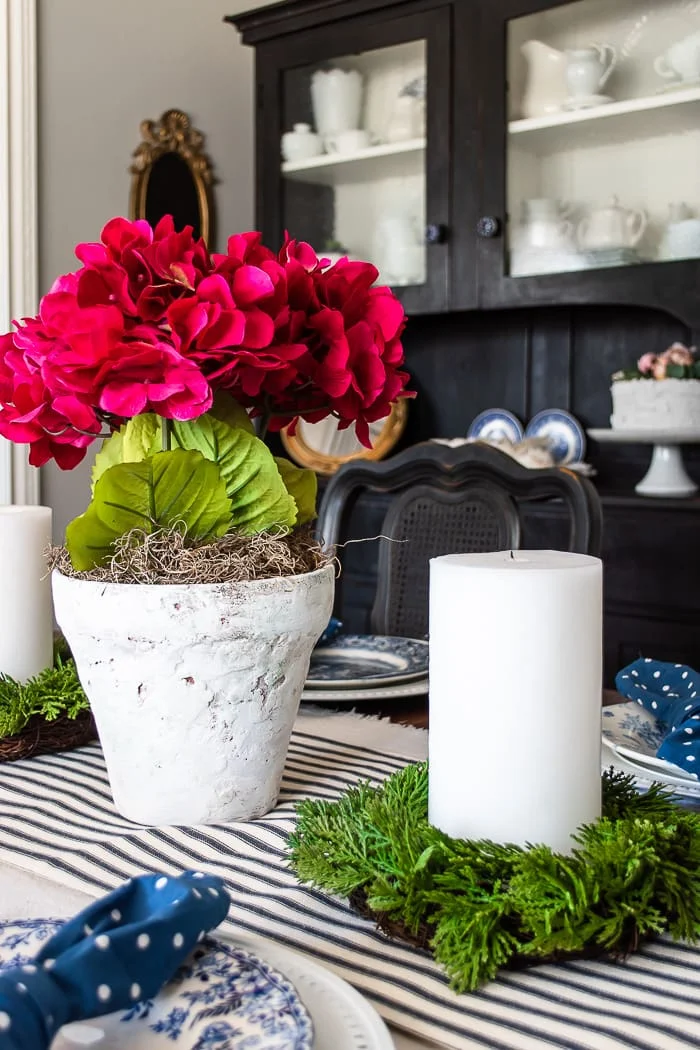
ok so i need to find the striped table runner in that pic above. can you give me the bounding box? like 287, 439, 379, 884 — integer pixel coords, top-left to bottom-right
0, 723, 698, 1050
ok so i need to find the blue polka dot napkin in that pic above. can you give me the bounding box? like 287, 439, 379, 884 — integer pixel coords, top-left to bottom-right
615, 658, 700, 777
0, 871, 230, 1050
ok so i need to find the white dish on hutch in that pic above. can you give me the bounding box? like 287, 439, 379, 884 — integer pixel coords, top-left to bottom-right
507, 0, 700, 278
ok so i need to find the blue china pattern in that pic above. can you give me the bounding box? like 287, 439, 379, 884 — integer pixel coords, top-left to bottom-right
0, 920, 313, 1049
467, 409, 524, 445
602, 705, 665, 754
307, 635, 429, 684
525, 410, 586, 465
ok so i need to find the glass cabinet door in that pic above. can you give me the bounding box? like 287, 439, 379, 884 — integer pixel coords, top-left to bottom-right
506, 0, 700, 279
271, 9, 451, 313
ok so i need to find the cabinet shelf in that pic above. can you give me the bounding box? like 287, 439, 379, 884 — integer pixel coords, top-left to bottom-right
509, 85, 700, 149
281, 138, 426, 186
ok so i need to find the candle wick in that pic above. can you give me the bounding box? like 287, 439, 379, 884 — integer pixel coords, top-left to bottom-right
509, 550, 514, 560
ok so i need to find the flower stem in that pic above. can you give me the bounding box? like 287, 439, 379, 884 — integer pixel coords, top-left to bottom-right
257, 400, 272, 442
161, 418, 172, 452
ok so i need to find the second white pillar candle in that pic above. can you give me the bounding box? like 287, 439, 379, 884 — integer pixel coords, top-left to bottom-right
428, 550, 602, 854
0, 505, 53, 682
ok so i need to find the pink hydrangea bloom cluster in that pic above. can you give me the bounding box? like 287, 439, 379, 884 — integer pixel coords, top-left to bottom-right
0, 216, 412, 468
637, 343, 696, 380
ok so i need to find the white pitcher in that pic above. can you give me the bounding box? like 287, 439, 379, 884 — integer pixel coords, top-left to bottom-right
520, 40, 568, 118
374, 215, 424, 286
311, 68, 363, 137
565, 44, 616, 99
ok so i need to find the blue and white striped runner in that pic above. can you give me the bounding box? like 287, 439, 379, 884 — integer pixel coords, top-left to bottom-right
0, 723, 698, 1049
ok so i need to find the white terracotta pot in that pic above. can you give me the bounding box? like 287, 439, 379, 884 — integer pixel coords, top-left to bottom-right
52, 564, 334, 826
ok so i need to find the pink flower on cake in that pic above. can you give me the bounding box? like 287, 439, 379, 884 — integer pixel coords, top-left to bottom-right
664, 343, 695, 367
637, 352, 656, 376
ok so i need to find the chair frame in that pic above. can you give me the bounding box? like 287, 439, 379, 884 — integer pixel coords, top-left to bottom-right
316, 441, 603, 632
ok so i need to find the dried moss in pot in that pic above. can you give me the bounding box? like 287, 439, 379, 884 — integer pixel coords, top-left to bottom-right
288, 763, 700, 992
47, 524, 329, 586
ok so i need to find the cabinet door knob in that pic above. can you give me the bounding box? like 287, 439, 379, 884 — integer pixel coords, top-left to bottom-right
476, 216, 501, 239
425, 223, 448, 245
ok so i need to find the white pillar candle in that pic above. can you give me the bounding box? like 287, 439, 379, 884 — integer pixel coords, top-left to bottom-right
429, 550, 602, 854
0, 506, 53, 682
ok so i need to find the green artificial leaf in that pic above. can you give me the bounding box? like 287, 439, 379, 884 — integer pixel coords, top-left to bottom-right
91, 414, 162, 492
66, 449, 231, 570
171, 416, 297, 535
208, 393, 255, 434
91, 428, 125, 494
275, 457, 317, 525
666, 364, 687, 379
122, 413, 162, 461
693, 361, 700, 379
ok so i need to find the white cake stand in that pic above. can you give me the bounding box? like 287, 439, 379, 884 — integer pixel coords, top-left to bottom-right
588, 428, 700, 498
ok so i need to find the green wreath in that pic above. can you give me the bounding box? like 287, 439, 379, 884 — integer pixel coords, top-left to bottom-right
289, 763, 700, 991
0, 638, 87, 739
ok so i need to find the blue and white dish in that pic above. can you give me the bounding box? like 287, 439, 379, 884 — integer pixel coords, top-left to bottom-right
525, 409, 586, 465
0, 919, 313, 1049
306, 635, 428, 688
467, 409, 524, 445
602, 703, 699, 786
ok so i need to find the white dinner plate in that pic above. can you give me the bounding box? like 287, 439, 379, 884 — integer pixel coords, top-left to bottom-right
301, 677, 429, 703
224, 932, 395, 1050
306, 636, 428, 689
602, 740, 700, 799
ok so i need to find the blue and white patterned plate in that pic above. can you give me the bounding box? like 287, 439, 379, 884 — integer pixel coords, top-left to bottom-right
0, 919, 313, 1049
525, 409, 586, 465
306, 635, 428, 688
602, 703, 699, 785
467, 409, 524, 445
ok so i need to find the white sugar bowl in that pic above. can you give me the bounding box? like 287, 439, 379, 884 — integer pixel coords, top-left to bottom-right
281, 123, 323, 163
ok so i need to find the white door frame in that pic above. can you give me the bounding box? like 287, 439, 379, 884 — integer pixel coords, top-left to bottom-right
0, 0, 40, 505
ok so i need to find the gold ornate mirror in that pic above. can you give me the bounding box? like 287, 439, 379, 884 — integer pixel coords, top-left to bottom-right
130, 110, 214, 243
280, 400, 408, 476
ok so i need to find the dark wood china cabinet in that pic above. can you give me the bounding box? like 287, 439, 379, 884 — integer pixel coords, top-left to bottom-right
229, 0, 700, 683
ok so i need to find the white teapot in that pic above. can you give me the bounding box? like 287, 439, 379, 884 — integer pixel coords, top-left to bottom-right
577, 197, 647, 251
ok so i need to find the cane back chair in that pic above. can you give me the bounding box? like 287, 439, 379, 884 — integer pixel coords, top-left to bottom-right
315, 440, 602, 639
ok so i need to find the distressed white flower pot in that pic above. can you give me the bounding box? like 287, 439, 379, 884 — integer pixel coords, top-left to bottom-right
52, 564, 334, 826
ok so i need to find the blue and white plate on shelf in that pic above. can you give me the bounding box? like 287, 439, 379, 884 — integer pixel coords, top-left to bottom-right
467, 409, 524, 445
0, 919, 313, 1049
525, 409, 586, 465
306, 635, 428, 688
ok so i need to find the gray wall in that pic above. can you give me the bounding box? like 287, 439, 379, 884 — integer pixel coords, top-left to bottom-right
39, 0, 277, 541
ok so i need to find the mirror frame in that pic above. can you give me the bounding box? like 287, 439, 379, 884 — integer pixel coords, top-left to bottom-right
129, 109, 213, 244
280, 400, 409, 476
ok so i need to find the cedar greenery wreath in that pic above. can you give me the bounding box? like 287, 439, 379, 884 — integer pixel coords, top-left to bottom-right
288, 763, 700, 991
0, 640, 93, 762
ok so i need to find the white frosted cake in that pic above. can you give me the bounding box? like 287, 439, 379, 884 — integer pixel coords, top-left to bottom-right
611, 378, 700, 430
